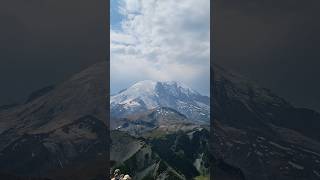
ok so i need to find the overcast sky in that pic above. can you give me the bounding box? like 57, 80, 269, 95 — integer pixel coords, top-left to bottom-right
0, 0, 106, 105
214, 0, 320, 112
1, 0, 319, 112
110, 0, 210, 95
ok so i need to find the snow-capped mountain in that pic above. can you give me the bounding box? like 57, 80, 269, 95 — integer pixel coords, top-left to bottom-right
110, 80, 210, 123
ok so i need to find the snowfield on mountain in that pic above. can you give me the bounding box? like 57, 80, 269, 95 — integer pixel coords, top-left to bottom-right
111, 80, 210, 123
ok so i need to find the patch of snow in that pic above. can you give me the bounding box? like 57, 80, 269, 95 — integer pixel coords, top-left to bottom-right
256, 151, 263, 156
299, 148, 320, 157
232, 140, 246, 145
269, 141, 291, 151
313, 170, 320, 177
288, 161, 304, 170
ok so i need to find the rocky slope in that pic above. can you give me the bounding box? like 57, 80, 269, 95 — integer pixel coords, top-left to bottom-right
212, 65, 320, 180
0, 62, 108, 180
110, 107, 200, 137
110, 83, 211, 179
110, 130, 187, 180
110, 104, 210, 179
1, 62, 319, 180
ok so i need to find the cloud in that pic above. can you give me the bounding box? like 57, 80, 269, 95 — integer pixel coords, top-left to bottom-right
111, 0, 210, 95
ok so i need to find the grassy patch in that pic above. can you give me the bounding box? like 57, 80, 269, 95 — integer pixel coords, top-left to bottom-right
194, 175, 209, 180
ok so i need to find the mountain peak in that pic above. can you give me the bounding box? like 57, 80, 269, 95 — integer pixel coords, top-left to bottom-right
126, 80, 199, 96
158, 81, 200, 96
111, 80, 210, 122
126, 80, 158, 96
131, 80, 157, 88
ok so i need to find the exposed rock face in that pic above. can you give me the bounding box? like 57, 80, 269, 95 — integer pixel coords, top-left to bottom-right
110, 130, 187, 180
110, 107, 200, 137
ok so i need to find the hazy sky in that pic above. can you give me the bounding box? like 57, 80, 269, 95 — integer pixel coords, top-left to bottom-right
110, 0, 210, 95
214, 0, 320, 112
1, 0, 319, 112
0, 0, 106, 105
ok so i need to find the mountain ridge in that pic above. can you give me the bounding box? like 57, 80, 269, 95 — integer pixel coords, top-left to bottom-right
111, 80, 210, 123
0, 62, 108, 179
1, 62, 320, 179
212, 64, 320, 180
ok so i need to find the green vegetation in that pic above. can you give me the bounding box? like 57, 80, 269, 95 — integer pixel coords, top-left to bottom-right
194, 175, 209, 180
